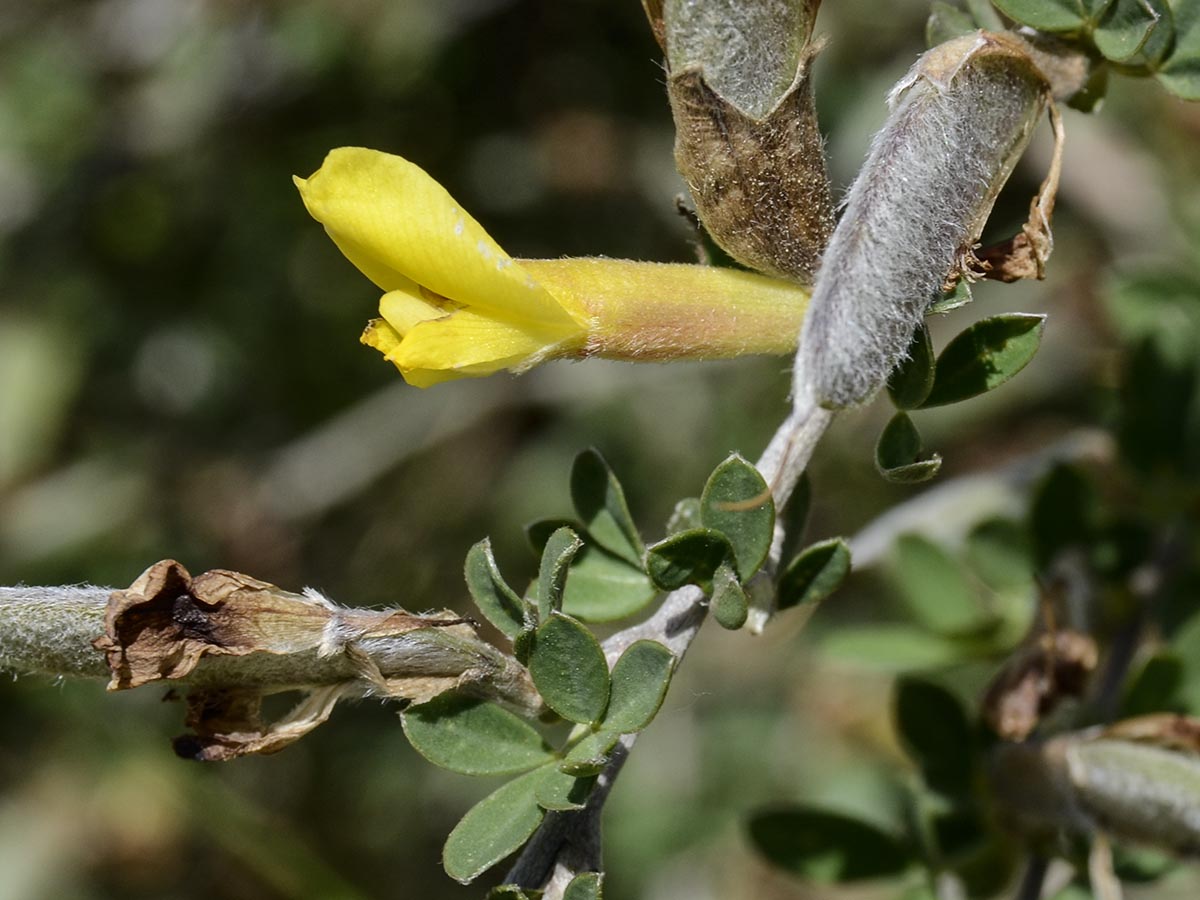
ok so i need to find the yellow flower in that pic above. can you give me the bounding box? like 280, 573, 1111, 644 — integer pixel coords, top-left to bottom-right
295, 147, 810, 387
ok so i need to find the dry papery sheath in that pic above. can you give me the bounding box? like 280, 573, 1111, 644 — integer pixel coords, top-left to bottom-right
796, 31, 1051, 409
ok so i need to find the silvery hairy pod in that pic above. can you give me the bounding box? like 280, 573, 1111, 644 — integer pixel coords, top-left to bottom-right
795, 31, 1056, 409
989, 715, 1200, 856
643, 0, 834, 284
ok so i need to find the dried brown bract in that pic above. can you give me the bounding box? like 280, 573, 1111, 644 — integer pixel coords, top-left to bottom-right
91, 560, 539, 759
983, 628, 1098, 741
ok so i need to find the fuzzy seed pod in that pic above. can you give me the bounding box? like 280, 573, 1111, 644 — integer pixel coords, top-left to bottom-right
645, 0, 834, 284
795, 32, 1051, 409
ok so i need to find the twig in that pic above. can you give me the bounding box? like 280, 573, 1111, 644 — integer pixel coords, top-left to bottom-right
506, 397, 833, 895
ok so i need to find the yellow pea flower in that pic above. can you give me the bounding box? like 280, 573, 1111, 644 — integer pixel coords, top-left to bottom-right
295, 147, 810, 387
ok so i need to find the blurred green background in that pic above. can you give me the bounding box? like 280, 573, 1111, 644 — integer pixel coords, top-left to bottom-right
2, 1, 1199, 898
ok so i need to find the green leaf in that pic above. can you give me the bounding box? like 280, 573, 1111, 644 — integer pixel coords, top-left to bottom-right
560, 545, 658, 623
991, 0, 1087, 31
563, 872, 603, 900
965, 518, 1033, 592
529, 612, 610, 725
928, 279, 973, 315
513, 626, 537, 666
927, 2, 978, 45
920, 314, 1045, 408
748, 807, 913, 882
644, 527, 734, 591
534, 765, 597, 811
777, 538, 851, 611
711, 560, 749, 630
888, 324, 936, 410
526, 518, 580, 554
603, 640, 675, 734
465, 539, 526, 640
700, 454, 775, 580
1102, 270, 1200, 364
402, 694, 555, 776
486, 886, 536, 900
1157, 0, 1200, 99
1122, 653, 1184, 717
527, 520, 657, 623
1117, 338, 1199, 475
875, 412, 942, 484
894, 676, 974, 797
537, 526, 583, 622
892, 534, 987, 635
443, 768, 546, 884
571, 448, 644, 565
1091, 0, 1172, 64
821, 625, 975, 670
1029, 463, 1095, 567
560, 730, 621, 776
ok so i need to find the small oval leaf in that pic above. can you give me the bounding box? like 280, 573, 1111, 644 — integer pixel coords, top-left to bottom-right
778, 538, 851, 611
990, 0, 1086, 31
887, 323, 936, 410
529, 612, 611, 725
748, 806, 913, 882
700, 454, 775, 580
711, 561, 748, 630
443, 768, 547, 884
1156, 0, 1200, 98
564, 872, 603, 900
465, 539, 526, 640
876, 412, 942, 484
571, 448, 644, 565
603, 640, 675, 734
892, 534, 988, 636
1092, 0, 1172, 64
644, 527, 734, 591
895, 676, 974, 797
402, 694, 555, 776
537, 526, 582, 622
920, 313, 1045, 408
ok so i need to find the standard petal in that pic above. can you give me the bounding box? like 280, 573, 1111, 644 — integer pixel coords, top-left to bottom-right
295, 149, 583, 328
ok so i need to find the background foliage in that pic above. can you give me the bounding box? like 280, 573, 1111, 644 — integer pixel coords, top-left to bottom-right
2, 0, 1199, 898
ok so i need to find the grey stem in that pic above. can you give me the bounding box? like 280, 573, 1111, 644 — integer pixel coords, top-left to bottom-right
507, 396, 832, 895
